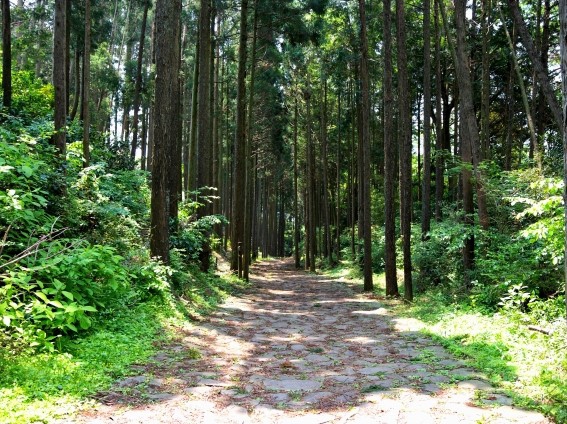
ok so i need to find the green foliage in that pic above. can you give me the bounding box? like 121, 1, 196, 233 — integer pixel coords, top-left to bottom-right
9, 71, 54, 119
0, 137, 58, 253
0, 302, 163, 424
1, 242, 130, 350
413, 219, 470, 291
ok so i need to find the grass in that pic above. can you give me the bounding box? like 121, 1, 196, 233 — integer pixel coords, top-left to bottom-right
324, 261, 567, 423
0, 266, 246, 424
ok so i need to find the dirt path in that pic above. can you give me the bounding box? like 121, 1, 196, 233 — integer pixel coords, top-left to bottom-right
80, 259, 549, 423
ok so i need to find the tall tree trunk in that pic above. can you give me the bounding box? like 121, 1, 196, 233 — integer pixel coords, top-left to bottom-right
397, 0, 412, 300
434, 0, 444, 221
306, 86, 316, 272
321, 77, 332, 264
141, 104, 148, 170
451, 0, 479, 279
147, 18, 156, 173
130, 1, 149, 162
231, 0, 249, 273
53, 0, 67, 157
508, 0, 563, 137
480, 0, 491, 159
82, 0, 91, 168
422, 0, 432, 240
243, 3, 258, 281
2, 0, 12, 109
383, 0, 399, 296
293, 97, 300, 268
358, 0, 373, 291
558, 0, 567, 317
196, 0, 212, 271
336, 92, 341, 261
70, 49, 80, 121
150, 0, 182, 264
188, 40, 200, 193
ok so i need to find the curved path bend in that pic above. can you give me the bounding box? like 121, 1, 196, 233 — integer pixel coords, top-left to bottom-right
81, 259, 549, 424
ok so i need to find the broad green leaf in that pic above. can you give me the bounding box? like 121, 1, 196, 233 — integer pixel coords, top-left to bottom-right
2, 315, 11, 326
61, 291, 74, 301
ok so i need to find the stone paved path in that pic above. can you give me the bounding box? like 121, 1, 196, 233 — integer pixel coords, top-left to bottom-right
80, 259, 549, 423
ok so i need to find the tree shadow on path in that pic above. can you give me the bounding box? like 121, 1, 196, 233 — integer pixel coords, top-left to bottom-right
81, 258, 550, 424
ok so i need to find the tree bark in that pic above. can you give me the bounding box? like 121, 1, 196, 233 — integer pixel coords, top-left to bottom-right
434, 0, 444, 221
130, 1, 149, 162
383, 0, 399, 296
2, 0, 12, 109
53, 0, 67, 157
231, 0, 249, 274
196, 0, 212, 271
359, 0, 373, 291
422, 0, 432, 239
244, 2, 258, 280
306, 86, 316, 272
293, 97, 301, 268
397, 0, 412, 300
82, 0, 91, 168
559, 0, 567, 318
321, 77, 332, 264
150, 0, 182, 264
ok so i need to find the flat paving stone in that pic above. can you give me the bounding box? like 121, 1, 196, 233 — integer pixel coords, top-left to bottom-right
262, 378, 322, 391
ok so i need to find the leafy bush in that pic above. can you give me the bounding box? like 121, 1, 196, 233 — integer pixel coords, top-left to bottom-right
0, 242, 130, 351
9, 71, 54, 119
413, 219, 470, 291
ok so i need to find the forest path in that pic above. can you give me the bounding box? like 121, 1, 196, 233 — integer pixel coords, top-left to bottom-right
79, 258, 548, 424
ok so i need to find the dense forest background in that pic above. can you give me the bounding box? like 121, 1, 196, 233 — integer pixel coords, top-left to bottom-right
1, 0, 567, 422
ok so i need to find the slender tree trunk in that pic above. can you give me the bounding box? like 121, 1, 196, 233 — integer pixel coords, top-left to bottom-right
508, 0, 563, 137
141, 104, 148, 170
147, 18, 156, 173
434, 0, 444, 222
358, 0, 373, 291
188, 40, 200, 193
244, 2, 258, 280
231, 0, 249, 274
480, 0, 491, 159
196, 0, 212, 271
82, 0, 91, 168
70, 49, 80, 121
336, 92, 341, 261
151, 0, 181, 264
321, 78, 332, 264
558, 0, 567, 318
2, 0, 12, 109
306, 86, 316, 272
130, 1, 149, 162
53, 0, 67, 157
384, 0, 398, 296
293, 97, 301, 268
397, 0, 412, 300
422, 0, 432, 240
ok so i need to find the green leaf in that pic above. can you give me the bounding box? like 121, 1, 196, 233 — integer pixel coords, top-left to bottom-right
66, 323, 78, 332
81, 305, 97, 312
19, 165, 33, 177
78, 315, 91, 329
35, 291, 49, 303
47, 300, 64, 308
61, 291, 74, 301
2, 315, 11, 326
